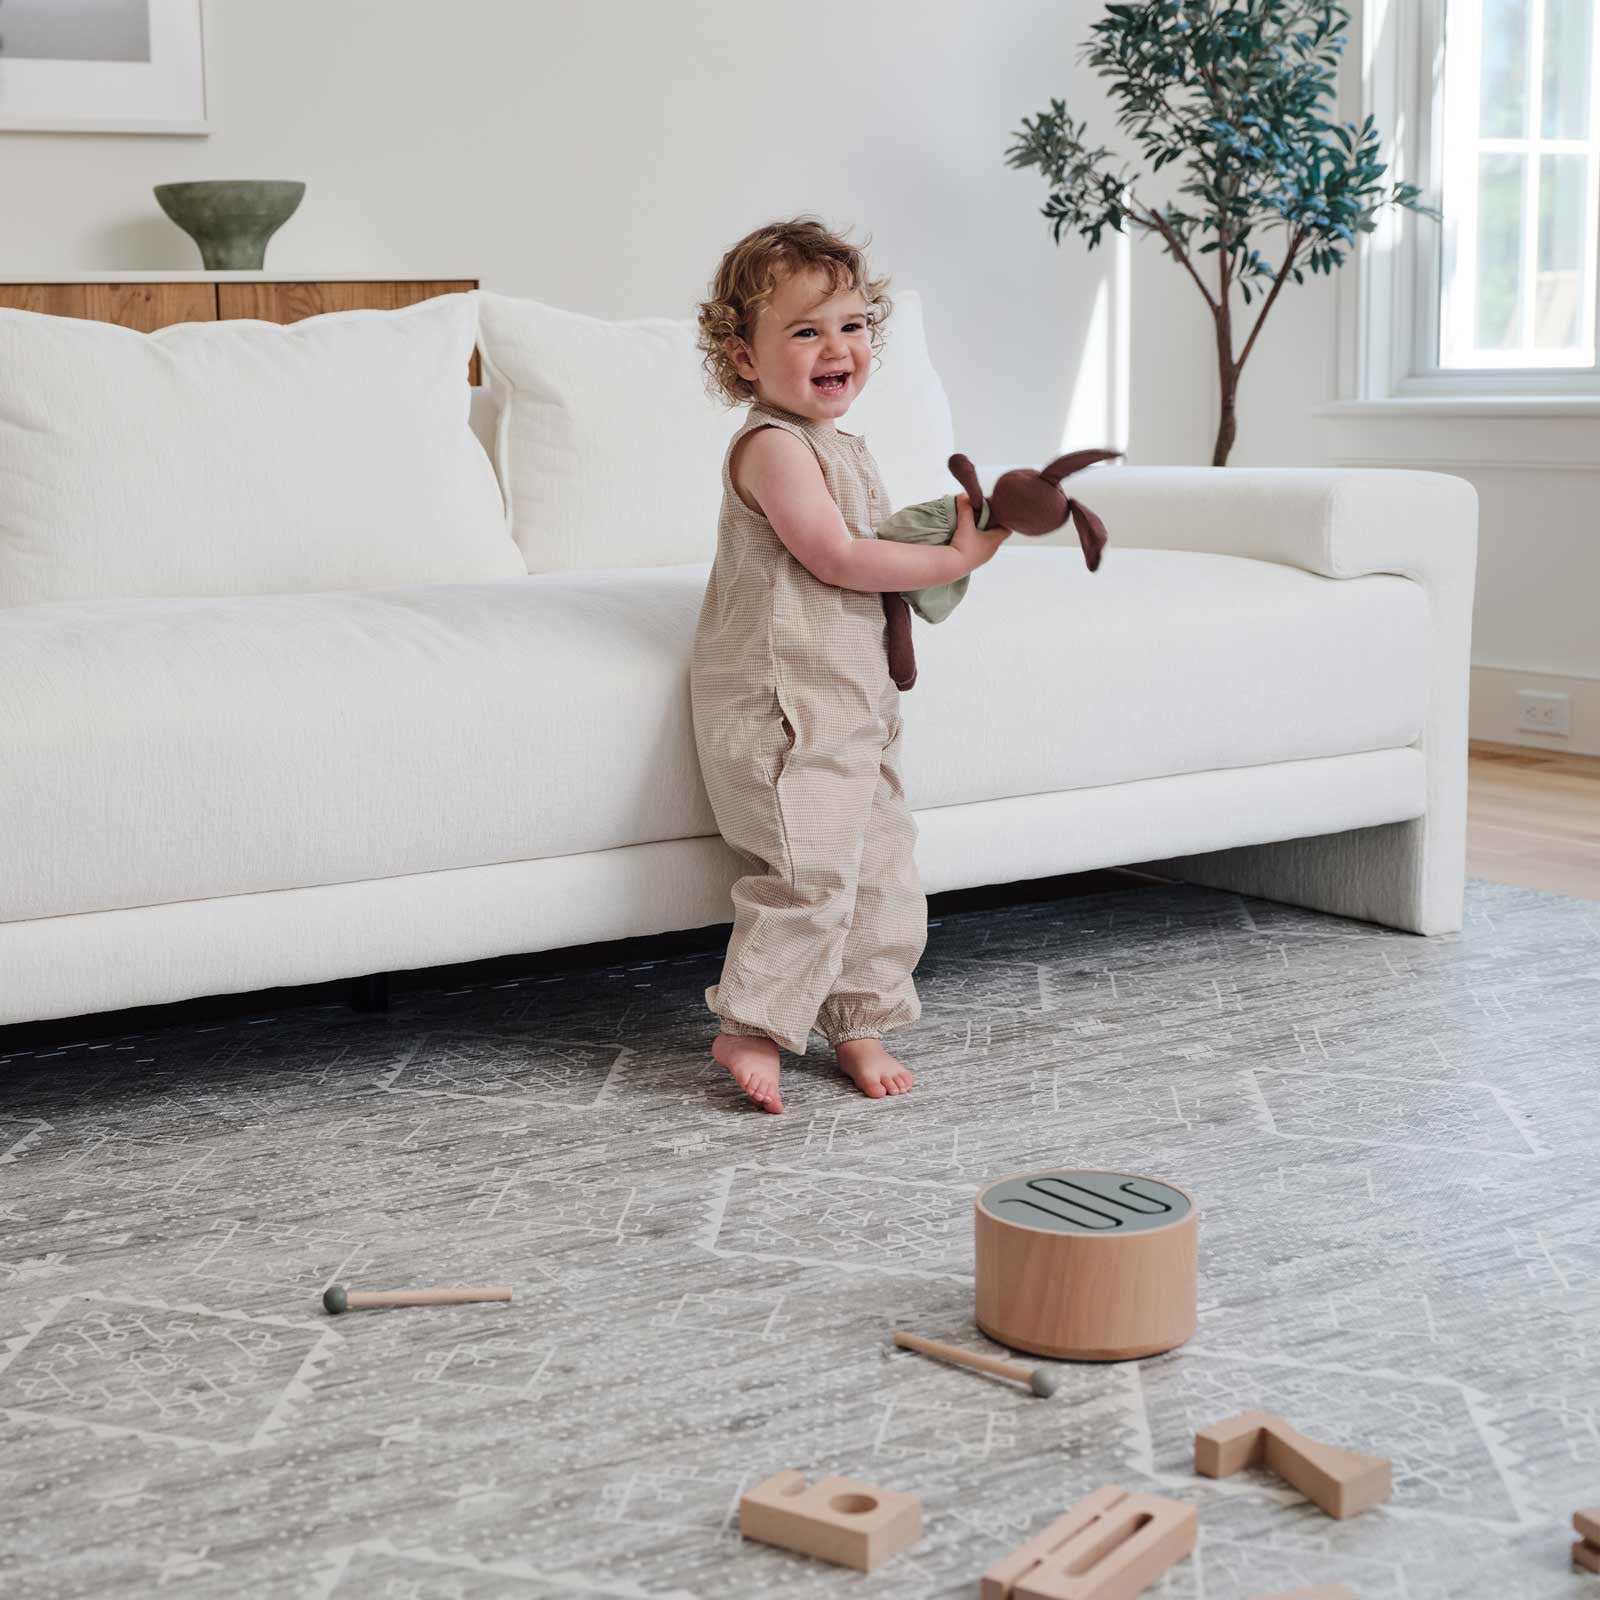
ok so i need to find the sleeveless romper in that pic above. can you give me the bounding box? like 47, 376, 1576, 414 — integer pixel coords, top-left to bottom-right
689, 399, 927, 1056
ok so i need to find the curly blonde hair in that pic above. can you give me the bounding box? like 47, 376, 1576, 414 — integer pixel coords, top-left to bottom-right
697, 216, 893, 408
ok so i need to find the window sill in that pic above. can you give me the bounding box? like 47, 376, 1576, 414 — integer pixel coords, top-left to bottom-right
1315, 397, 1600, 420
1315, 397, 1600, 469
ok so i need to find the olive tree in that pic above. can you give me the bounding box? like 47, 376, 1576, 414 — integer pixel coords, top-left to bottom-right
1007, 0, 1435, 464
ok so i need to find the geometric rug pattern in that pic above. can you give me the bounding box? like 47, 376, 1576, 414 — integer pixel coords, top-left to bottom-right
2, 876, 1597, 1598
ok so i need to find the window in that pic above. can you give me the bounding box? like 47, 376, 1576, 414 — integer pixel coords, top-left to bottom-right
1328, 0, 1600, 411
1438, 0, 1600, 370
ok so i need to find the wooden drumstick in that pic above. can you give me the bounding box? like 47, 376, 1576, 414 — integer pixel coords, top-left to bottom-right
893, 1330, 1062, 1397
322, 1285, 512, 1314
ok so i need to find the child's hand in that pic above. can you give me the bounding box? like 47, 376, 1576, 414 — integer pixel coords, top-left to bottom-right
950, 493, 1012, 572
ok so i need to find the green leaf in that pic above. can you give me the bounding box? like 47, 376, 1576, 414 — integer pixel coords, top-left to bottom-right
1009, 0, 1432, 367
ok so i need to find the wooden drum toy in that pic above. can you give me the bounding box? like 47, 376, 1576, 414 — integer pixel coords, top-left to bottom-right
974, 1170, 1197, 1361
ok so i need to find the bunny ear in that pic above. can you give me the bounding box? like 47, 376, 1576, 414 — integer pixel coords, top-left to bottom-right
1040, 447, 1124, 485
1068, 499, 1108, 573
947, 452, 986, 517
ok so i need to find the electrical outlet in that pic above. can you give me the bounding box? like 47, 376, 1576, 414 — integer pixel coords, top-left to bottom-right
1516, 689, 1571, 736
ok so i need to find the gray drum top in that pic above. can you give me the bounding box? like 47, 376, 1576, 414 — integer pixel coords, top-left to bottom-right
979, 1171, 1191, 1234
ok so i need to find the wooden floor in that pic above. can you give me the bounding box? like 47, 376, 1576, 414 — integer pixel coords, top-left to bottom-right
1468, 740, 1600, 900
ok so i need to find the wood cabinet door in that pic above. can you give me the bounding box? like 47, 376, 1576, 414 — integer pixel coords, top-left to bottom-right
0, 283, 217, 330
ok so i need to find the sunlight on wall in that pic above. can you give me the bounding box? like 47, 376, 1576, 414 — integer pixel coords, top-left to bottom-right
1061, 231, 1130, 454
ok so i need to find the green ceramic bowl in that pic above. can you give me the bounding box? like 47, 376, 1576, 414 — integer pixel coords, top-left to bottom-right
153, 180, 306, 270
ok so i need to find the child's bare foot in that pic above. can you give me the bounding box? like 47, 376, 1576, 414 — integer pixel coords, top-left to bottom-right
711, 1032, 784, 1114
835, 1037, 914, 1100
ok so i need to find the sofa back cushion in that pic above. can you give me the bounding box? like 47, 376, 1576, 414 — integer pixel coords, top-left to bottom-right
475, 287, 956, 573
0, 293, 523, 608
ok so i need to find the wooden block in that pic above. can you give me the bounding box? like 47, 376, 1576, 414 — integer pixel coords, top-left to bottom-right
980, 1484, 1197, 1600
738, 1469, 919, 1572
1247, 1587, 1358, 1599
1195, 1411, 1390, 1519
1575, 1538, 1600, 1575
982, 1487, 1126, 1600
1575, 1506, 1600, 1545
1262, 1425, 1390, 1520
1195, 1409, 1278, 1477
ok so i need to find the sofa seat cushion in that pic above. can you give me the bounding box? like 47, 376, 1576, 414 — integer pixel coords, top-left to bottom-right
906, 545, 1430, 805
0, 547, 1428, 923
1, 570, 713, 922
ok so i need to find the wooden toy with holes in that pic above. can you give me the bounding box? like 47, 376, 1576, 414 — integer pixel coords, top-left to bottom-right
738, 1469, 920, 1571
1575, 1504, 1600, 1573
1195, 1410, 1391, 1519
979, 1484, 1197, 1600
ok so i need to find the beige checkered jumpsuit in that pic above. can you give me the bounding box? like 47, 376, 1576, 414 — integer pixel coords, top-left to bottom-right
690, 400, 927, 1056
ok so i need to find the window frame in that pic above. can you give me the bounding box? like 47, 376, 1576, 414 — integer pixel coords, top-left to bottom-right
1341, 0, 1600, 403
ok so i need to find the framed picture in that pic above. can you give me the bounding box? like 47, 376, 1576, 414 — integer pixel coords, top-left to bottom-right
0, 0, 212, 134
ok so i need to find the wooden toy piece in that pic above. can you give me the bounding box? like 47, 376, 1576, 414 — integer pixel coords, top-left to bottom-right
1246, 1587, 1358, 1599
1195, 1410, 1390, 1519
738, 1470, 920, 1572
321, 1284, 512, 1314
980, 1484, 1197, 1600
975, 1171, 1198, 1361
893, 1330, 1061, 1397
1575, 1505, 1600, 1573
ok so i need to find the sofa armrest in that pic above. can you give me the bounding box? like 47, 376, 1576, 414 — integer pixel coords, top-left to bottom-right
974, 463, 1477, 591
972, 463, 1481, 934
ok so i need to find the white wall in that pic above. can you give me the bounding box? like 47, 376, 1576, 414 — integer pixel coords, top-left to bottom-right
0, 0, 1127, 469
3, 0, 1591, 748
0, 0, 1272, 468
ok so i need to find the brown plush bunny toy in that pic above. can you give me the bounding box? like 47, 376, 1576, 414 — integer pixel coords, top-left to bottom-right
879, 446, 1123, 691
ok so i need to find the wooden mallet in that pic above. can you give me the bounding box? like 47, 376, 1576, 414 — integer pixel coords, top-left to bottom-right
893, 1330, 1062, 1397
322, 1284, 512, 1314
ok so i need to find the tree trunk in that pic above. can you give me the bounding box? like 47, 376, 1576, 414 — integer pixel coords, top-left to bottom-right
1212, 308, 1238, 467
1212, 379, 1237, 466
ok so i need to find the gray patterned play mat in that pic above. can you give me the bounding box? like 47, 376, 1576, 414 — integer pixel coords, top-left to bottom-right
2, 875, 1597, 1599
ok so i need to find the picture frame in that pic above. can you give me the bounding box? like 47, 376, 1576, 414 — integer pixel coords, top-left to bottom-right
0, 0, 213, 135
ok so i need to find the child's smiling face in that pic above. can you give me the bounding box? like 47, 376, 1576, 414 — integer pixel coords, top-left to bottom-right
726, 265, 872, 424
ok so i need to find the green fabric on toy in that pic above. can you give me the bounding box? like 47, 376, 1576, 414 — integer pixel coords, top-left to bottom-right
873, 494, 976, 624
877, 448, 1122, 691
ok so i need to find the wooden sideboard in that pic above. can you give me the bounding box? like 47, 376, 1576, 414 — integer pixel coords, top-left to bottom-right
0, 274, 481, 381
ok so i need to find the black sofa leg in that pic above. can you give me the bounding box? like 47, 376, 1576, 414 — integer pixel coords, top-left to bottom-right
349, 973, 390, 1012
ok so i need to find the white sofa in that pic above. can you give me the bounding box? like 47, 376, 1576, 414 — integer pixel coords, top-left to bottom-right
0, 293, 1478, 1028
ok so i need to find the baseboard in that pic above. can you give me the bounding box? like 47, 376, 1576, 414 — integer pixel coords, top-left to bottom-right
1470, 664, 1600, 757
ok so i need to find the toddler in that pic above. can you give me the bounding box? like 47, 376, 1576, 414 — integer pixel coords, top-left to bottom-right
691, 216, 1009, 1113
